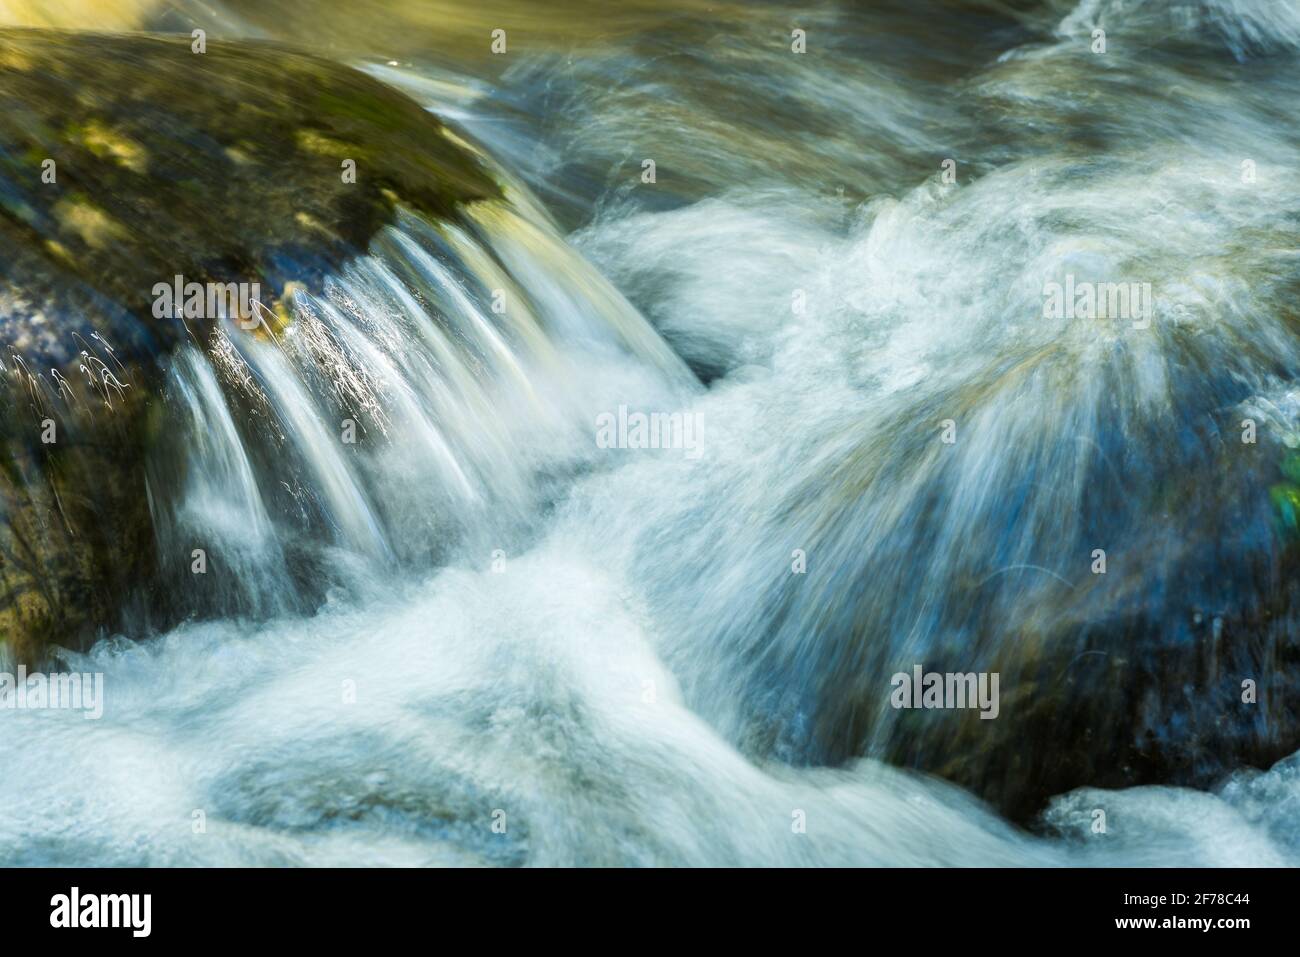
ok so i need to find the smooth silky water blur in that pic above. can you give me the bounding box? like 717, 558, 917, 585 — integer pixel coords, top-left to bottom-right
3, 0, 1300, 865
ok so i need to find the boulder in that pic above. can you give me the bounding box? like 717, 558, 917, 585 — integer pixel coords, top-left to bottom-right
0, 29, 499, 663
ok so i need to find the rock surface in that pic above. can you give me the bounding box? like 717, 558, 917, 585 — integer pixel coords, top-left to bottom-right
0, 29, 499, 662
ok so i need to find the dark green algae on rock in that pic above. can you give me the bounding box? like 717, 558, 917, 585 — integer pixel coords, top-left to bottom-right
0, 28, 500, 663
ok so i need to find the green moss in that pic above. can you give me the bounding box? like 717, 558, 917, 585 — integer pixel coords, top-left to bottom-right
0, 28, 500, 365
0, 28, 503, 663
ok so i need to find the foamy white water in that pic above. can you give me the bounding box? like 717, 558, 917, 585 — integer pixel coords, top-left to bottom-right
1, 540, 1297, 866
3, 0, 1300, 866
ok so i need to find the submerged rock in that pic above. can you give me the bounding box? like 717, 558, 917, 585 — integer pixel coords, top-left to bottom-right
662, 336, 1300, 823
0, 29, 500, 662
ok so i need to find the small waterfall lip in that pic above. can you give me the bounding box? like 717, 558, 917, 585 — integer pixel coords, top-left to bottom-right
137, 177, 700, 620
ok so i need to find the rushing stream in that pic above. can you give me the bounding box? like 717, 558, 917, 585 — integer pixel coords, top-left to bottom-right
2, 0, 1300, 865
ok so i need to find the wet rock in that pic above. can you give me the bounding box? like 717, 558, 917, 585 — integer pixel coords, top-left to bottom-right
733, 371, 1300, 823
0, 29, 499, 662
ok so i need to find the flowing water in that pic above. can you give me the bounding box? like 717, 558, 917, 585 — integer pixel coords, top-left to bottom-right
3, 0, 1300, 865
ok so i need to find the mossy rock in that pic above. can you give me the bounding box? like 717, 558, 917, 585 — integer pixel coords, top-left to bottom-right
0, 28, 498, 364
0, 28, 500, 663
